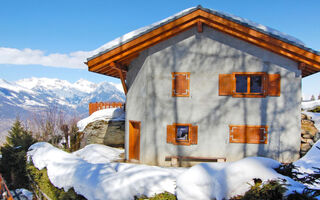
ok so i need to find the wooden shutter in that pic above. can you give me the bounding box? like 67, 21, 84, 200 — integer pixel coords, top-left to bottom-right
167, 125, 176, 144
190, 125, 198, 145
172, 72, 190, 97
268, 74, 281, 96
229, 125, 268, 144
219, 74, 233, 96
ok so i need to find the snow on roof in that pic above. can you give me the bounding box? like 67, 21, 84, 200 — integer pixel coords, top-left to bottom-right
88, 5, 319, 61
28, 141, 320, 199
77, 107, 125, 132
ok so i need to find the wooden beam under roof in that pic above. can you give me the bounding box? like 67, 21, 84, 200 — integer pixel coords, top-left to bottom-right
110, 62, 128, 94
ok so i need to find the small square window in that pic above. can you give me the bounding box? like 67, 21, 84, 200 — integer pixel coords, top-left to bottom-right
167, 123, 198, 145
176, 126, 189, 141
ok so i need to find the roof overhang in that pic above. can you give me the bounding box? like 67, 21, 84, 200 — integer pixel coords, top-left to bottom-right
86, 7, 320, 78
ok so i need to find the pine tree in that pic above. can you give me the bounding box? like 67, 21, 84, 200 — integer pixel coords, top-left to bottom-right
0, 119, 37, 189
318, 94, 320, 100
311, 95, 315, 101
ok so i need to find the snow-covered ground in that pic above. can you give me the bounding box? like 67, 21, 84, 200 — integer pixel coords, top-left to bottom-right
77, 108, 125, 132
302, 99, 320, 111
11, 189, 33, 200
28, 141, 320, 200
294, 140, 320, 190
72, 144, 124, 164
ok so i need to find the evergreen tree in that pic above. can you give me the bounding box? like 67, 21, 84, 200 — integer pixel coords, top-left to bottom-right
318, 94, 320, 100
0, 119, 37, 189
311, 95, 315, 101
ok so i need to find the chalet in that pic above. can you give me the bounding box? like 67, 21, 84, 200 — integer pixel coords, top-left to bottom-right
86, 6, 320, 166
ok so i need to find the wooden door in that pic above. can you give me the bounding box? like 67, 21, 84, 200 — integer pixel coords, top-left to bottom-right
129, 121, 140, 160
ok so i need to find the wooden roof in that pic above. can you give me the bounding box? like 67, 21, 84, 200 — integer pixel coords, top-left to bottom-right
86, 7, 320, 78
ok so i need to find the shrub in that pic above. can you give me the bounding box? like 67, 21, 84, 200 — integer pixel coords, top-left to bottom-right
287, 188, 319, 200
230, 179, 287, 200
308, 106, 320, 113
135, 191, 176, 200
27, 164, 86, 200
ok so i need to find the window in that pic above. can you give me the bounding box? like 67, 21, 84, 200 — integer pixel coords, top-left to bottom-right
176, 125, 189, 141
229, 125, 268, 144
233, 72, 266, 97
167, 123, 198, 145
219, 73, 280, 97
172, 72, 190, 97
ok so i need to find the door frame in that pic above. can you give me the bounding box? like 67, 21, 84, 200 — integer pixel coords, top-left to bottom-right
129, 120, 141, 161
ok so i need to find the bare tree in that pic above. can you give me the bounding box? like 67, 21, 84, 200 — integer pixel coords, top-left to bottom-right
24, 104, 80, 148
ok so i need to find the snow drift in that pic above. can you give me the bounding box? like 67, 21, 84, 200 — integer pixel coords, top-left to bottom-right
28, 142, 182, 200
28, 141, 320, 200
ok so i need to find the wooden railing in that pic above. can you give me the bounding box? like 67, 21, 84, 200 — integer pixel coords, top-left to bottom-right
89, 102, 124, 115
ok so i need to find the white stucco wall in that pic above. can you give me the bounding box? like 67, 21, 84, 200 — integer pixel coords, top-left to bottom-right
126, 25, 301, 166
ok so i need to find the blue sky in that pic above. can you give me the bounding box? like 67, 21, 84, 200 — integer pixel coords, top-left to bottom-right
0, 0, 319, 98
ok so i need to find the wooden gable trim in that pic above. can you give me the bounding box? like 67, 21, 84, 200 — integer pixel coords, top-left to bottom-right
87, 8, 320, 78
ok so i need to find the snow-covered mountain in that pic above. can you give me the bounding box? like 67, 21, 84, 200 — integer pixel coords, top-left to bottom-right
0, 77, 125, 142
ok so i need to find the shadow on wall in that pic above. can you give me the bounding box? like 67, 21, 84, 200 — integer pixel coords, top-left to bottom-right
128, 26, 300, 165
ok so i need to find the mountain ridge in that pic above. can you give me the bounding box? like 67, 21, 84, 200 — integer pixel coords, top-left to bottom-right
0, 77, 125, 143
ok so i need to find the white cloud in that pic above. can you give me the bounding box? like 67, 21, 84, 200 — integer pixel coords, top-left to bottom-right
0, 47, 93, 69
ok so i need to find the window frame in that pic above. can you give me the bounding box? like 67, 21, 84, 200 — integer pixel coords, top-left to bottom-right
232, 72, 267, 98
172, 72, 190, 97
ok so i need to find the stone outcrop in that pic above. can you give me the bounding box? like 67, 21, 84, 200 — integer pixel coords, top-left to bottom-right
301, 113, 320, 157
79, 120, 125, 148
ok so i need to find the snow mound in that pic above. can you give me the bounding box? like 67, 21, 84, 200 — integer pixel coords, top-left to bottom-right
294, 140, 320, 189
176, 157, 304, 200
302, 100, 320, 111
28, 142, 183, 200
28, 142, 320, 200
72, 144, 124, 164
77, 108, 125, 132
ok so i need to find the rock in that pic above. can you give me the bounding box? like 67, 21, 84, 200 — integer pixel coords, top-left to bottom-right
302, 133, 313, 139
301, 121, 318, 137
301, 143, 311, 152
300, 112, 320, 157
80, 119, 125, 148
301, 113, 312, 120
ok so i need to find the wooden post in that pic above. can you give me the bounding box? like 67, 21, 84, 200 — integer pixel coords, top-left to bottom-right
111, 62, 128, 95
298, 62, 306, 71
197, 21, 203, 33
